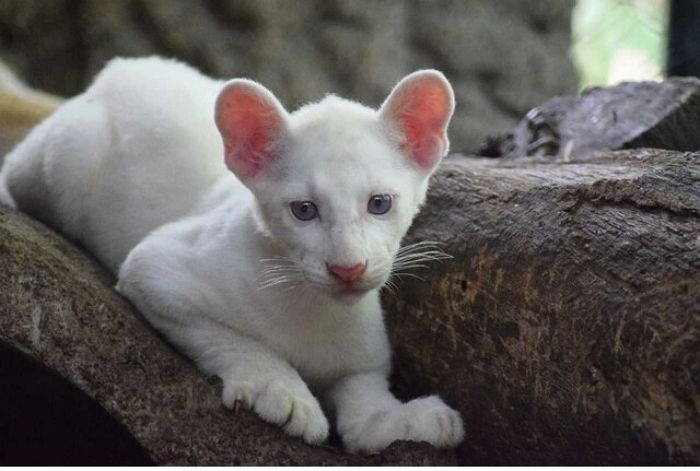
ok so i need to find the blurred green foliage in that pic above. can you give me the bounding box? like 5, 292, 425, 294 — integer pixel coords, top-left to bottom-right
572, 0, 668, 89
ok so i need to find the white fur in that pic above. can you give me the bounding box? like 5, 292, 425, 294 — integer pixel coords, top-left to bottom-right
1, 56, 464, 453
0, 169, 13, 207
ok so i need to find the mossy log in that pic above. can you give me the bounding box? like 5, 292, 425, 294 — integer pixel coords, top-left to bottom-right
384, 149, 700, 465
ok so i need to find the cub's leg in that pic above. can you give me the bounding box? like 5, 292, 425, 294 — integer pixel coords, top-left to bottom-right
328, 371, 464, 453
117, 228, 329, 445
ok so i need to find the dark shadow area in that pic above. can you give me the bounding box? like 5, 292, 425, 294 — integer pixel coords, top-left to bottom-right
0, 341, 153, 466
668, 0, 700, 77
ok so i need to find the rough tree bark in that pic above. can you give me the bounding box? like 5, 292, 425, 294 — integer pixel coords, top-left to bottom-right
0, 206, 456, 465
384, 148, 700, 465
481, 78, 700, 160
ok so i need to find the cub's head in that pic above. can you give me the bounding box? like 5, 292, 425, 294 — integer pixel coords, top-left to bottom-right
215, 71, 454, 302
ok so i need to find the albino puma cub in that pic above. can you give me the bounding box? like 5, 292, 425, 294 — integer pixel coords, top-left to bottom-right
0, 57, 464, 453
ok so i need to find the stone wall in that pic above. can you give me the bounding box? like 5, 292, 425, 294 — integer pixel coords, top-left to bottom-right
0, 0, 577, 153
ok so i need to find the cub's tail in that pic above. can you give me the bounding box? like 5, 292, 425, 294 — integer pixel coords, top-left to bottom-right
0, 60, 63, 207
0, 171, 13, 207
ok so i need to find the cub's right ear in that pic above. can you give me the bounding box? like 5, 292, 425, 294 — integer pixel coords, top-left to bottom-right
215, 79, 289, 182
379, 70, 455, 172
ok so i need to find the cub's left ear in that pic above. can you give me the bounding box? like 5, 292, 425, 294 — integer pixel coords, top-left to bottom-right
379, 70, 455, 171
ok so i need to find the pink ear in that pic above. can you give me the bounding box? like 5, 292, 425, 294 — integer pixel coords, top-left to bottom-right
215, 79, 288, 181
379, 70, 455, 170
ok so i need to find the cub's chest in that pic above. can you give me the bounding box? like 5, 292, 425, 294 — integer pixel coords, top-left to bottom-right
260, 307, 390, 385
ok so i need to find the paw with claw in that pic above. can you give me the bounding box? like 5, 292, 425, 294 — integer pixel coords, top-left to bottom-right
222, 378, 329, 445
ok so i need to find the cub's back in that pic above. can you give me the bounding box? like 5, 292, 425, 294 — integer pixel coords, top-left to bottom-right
3, 57, 234, 273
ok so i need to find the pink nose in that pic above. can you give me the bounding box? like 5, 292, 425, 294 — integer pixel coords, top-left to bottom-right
327, 262, 367, 284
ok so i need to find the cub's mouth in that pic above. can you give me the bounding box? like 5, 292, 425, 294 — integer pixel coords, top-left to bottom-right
327, 274, 390, 301
333, 284, 372, 297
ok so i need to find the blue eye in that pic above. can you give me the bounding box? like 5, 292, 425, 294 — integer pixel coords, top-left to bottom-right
290, 201, 318, 221
368, 194, 392, 215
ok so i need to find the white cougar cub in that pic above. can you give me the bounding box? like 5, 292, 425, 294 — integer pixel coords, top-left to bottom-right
0, 57, 464, 453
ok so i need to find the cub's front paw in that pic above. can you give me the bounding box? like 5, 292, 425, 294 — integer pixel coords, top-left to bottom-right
223, 378, 329, 445
400, 395, 464, 448
342, 395, 464, 453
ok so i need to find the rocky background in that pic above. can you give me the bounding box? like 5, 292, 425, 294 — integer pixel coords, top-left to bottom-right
0, 0, 577, 154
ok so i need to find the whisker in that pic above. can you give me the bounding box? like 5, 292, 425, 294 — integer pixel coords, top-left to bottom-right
393, 251, 453, 263
259, 256, 295, 263
393, 261, 432, 270
257, 254, 307, 293
391, 271, 426, 281
257, 274, 298, 292
382, 277, 399, 296
396, 240, 441, 250
261, 266, 302, 276
395, 241, 443, 257
282, 282, 302, 293
388, 240, 451, 285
